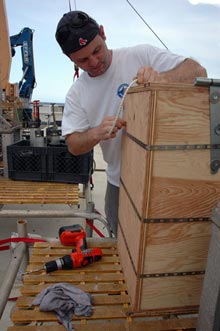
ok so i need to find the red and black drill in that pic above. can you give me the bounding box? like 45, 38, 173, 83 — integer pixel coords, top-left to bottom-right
38, 247, 102, 273
23, 224, 103, 275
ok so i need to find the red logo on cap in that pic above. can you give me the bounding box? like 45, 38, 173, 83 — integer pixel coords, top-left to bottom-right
79, 38, 88, 46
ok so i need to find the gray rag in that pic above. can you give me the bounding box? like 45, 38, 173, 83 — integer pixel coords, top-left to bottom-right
32, 283, 93, 331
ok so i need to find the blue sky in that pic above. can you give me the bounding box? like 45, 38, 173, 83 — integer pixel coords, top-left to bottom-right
4, 0, 220, 103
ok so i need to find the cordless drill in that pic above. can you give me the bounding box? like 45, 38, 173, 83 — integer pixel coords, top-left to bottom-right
43, 247, 103, 273
43, 224, 102, 273
23, 224, 103, 276
59, 224, 87, 251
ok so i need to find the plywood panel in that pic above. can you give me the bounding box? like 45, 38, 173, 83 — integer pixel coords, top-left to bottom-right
143, 222, 211, 274
124, 84, 209, 145
118, 184, 142, 272
117, 226, 140, 309
148, 177, 220, 218
120, 135, 148, 217
154, 89, 209, 145
152, 150, 215, 180
149, 149, 220, 217
140, 274, 204, 310
124, 90, 153, 145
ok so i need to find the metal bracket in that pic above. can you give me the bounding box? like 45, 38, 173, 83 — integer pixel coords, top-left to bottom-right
195, 77, 220, 174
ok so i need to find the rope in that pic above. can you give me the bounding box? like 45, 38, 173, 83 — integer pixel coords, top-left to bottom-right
68, 0, 72, 11
86, 219, 105, 238
108, 78, 137, 135
0, 237, 47, 251
68, 0, 77, 11
126, 0, 168, 50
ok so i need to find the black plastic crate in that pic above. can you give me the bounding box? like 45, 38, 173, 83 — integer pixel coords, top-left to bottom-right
7, 140, 47, 181
47, 144, 93, 184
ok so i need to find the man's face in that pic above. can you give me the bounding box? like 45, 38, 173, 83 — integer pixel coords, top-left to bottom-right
68, 27, 112, 77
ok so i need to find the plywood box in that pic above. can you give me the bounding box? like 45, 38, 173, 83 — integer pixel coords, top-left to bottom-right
118, 83, 219, 314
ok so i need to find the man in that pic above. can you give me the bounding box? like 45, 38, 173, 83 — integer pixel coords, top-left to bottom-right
55, 11, 207, 236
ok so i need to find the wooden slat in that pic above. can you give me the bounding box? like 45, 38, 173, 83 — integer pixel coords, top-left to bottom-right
26, 262, 122, 273
21, 282, 127, 296
0, 179, 79, 205
33, 239, 117, 249
16, 293, 131, 308
29, 255, 120, 264
27, 247, 117, 256
11, 306, 130, 323
8, 317, 198, 331
23, 272, 125, 284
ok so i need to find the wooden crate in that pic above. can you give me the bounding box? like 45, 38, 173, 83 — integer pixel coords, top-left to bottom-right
118, 83, 218, 313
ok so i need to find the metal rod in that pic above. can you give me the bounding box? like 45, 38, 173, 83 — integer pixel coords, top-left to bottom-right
85, 201, 95, 237
0, 242, 26, 319
194, 77, 220, 86
84, 182, 92, 204
0, 209, 101, 218
0, 210, 112, 237
17, 219, 29, 270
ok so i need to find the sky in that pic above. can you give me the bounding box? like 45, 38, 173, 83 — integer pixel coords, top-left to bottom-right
4, 0, 220, 103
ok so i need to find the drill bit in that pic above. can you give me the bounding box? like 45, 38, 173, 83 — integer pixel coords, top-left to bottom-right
22, 267, 45, 276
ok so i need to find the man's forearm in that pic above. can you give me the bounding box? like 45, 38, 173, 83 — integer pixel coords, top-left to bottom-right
66, 116, 127, 155
160, 58, 207, 83
66, 128, 100, 155
136, 58, 207, 85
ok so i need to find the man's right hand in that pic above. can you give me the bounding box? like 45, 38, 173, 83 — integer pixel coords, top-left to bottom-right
97, 116, 126, 141
66, 115, 126, 156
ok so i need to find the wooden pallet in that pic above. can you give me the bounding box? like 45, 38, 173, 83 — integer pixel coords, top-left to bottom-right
0, 179, 79, 205
8, 239, 198, 331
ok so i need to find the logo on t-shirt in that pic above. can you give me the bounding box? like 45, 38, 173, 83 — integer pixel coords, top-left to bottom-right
117, 83, 129, 98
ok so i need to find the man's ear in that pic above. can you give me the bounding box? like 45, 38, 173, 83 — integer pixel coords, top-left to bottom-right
99, 25, 106, 40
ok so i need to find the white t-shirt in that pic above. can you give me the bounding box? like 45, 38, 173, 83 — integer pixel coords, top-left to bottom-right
62, 44, 186, 187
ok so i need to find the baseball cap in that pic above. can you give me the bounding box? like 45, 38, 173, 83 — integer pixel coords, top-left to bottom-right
55, 11, 100, 55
